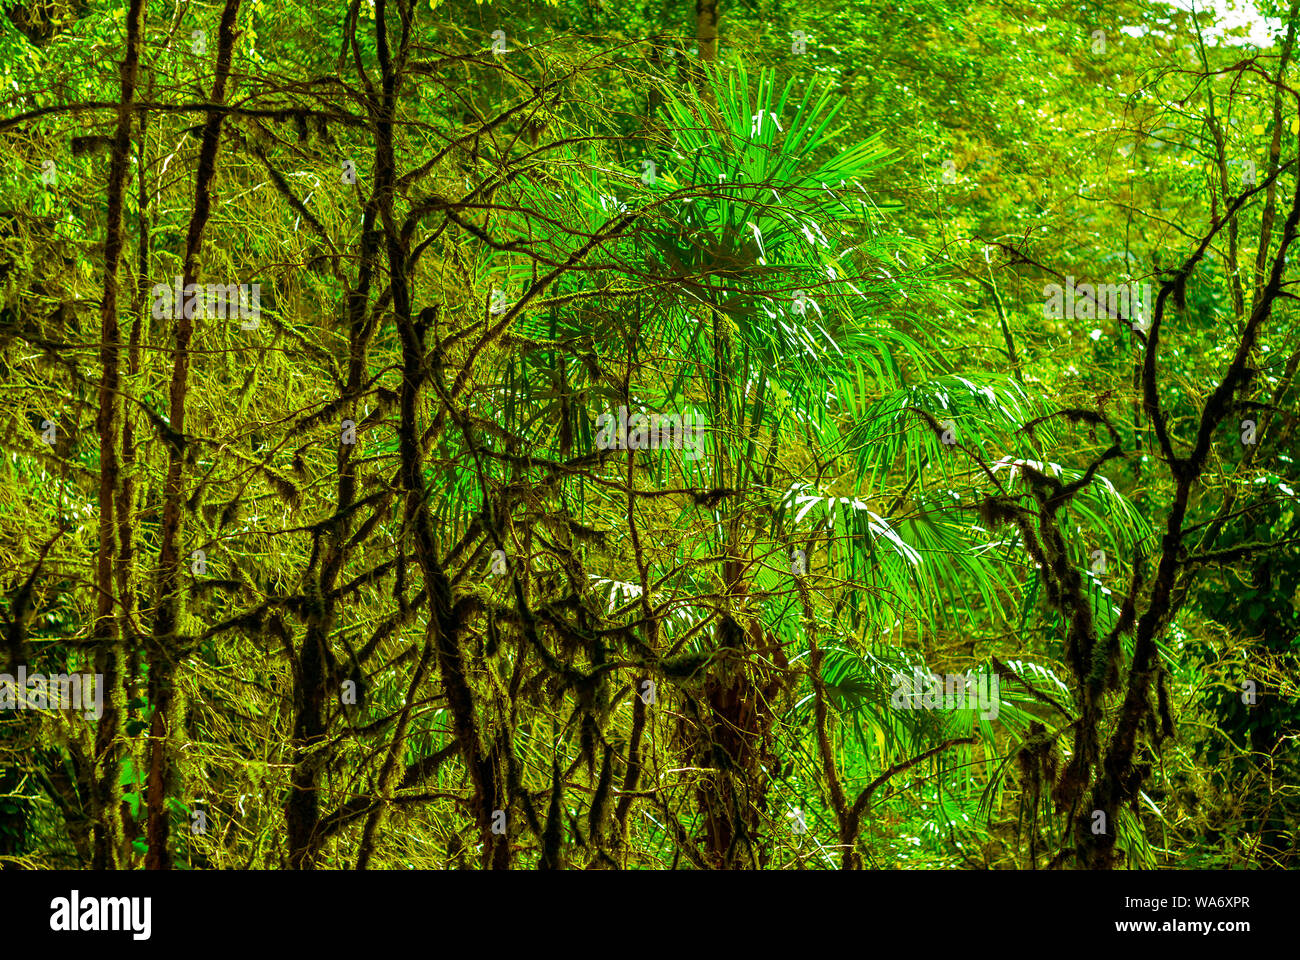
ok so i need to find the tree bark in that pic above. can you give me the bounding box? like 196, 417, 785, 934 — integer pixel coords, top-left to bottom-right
90, 0, 147, 870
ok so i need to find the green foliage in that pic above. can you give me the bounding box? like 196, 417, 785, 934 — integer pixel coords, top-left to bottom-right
0, 0, 1294, 872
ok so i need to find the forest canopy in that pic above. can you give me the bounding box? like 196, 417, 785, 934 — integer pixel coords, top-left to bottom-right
0, 0, 1296, 871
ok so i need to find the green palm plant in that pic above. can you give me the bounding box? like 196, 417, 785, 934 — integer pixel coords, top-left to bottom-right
451, 61, 1152, 866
